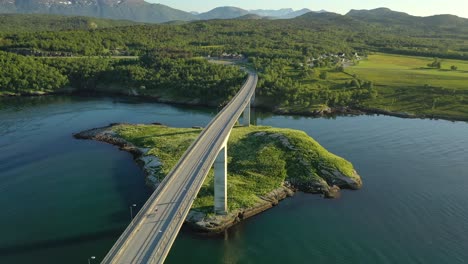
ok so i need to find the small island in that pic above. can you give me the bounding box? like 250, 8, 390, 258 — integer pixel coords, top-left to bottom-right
75, 123, 362, 233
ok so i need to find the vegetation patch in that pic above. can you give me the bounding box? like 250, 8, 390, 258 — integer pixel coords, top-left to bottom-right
0, 14, 139, 33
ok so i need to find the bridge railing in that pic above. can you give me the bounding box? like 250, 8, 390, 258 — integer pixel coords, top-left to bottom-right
147, 73, 258, 262
101, 72, 255, 264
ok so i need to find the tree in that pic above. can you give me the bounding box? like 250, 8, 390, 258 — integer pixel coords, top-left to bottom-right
428, 58, 441, 69
87, 21, 98, 30
451, 65, 458, 71
319, 71, 328, 80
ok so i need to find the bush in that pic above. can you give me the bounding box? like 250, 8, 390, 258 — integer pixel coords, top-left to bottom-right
319, 71, 328, 80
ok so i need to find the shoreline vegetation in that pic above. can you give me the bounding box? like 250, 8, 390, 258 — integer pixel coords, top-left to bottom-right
74, 123, 362, 233
3, 90, 466, 122
1, 51, 466, 122
1, 12, 468, 123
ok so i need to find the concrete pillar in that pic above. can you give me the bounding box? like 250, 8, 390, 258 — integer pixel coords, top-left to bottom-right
214, 145, 227, 215
243, 101, 251, 127
251, 107, 257, 126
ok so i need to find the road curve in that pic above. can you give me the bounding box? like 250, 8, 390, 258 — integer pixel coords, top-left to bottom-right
101, 70, 258, 264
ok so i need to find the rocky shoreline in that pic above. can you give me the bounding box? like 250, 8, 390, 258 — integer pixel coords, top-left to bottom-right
74, 124, 360, 233
186, 186, 295, 233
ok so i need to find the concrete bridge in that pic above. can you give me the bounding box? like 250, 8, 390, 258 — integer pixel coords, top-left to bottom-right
101, 70, 258, 264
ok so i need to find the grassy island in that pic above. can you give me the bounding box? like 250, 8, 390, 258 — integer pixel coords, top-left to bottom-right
75, 123, 362, 232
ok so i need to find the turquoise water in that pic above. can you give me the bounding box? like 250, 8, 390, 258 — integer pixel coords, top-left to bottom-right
0, 96, 467, 263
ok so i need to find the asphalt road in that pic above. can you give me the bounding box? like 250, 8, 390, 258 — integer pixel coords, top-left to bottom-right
101, 71, 258, 264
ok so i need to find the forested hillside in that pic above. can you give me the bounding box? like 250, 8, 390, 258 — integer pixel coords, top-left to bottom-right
0, 14, 139, 33
0, 10, 467, 120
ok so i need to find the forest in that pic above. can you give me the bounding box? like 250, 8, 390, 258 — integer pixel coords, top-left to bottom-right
0, 13, 467, 119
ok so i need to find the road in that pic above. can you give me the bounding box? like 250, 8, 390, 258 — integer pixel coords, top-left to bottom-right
101, 70, 258, 264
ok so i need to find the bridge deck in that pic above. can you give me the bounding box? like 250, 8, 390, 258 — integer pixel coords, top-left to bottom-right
101, 71, 258, 264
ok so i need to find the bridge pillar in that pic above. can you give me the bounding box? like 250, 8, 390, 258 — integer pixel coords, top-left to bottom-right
214, 145, 228, 215
242, 101, 251, 127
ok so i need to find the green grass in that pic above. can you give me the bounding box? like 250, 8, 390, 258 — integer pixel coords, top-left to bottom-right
347, 53, 468, 119
113, 124, 359, 213
272, 53, 468, 120
285, 66, 355, 91
349, 54, 468, 89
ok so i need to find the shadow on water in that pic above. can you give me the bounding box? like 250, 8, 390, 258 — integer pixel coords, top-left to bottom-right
0, 96, 76, 112
108, 96, 216, 116
106, 142, 152, 225
0, 228, 122, 256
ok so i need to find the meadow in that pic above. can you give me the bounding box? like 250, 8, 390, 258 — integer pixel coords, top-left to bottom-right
347, 53, 468, 120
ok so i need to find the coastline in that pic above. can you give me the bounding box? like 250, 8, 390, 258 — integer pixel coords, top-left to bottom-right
74, 124, 361, 233
3, 91, 466, 122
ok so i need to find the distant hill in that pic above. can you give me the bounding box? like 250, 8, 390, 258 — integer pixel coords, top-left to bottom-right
422, 14, 468, 28
346, 8, 468, 32
346, 8, 417, 25
293, 11, 363, 28
289, 8, 468, 36
198, 6, 249, 20
0, 13, 139, 32
0, 0, 196, 23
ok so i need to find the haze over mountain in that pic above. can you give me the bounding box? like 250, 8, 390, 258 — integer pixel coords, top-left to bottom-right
249, 8, 294, 17
280, 8, 314, 19
196, 6, 320, 20
248, 8, 326, 19
234, 14, 265, 20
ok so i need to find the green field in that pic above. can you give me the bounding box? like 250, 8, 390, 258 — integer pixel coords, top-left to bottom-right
113, 124, 360, 213
347, 53, 468, 119
271, 53, 468, 120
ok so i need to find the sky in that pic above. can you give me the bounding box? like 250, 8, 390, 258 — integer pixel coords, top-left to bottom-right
149, 0, 468, 18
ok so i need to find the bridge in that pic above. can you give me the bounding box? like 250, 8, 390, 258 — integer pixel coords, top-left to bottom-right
101, 70, 258, 264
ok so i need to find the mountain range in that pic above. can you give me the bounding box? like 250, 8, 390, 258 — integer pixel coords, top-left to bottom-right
0, 0, 466, 30
0, 0, 320, 22
0, 0, 196, 23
